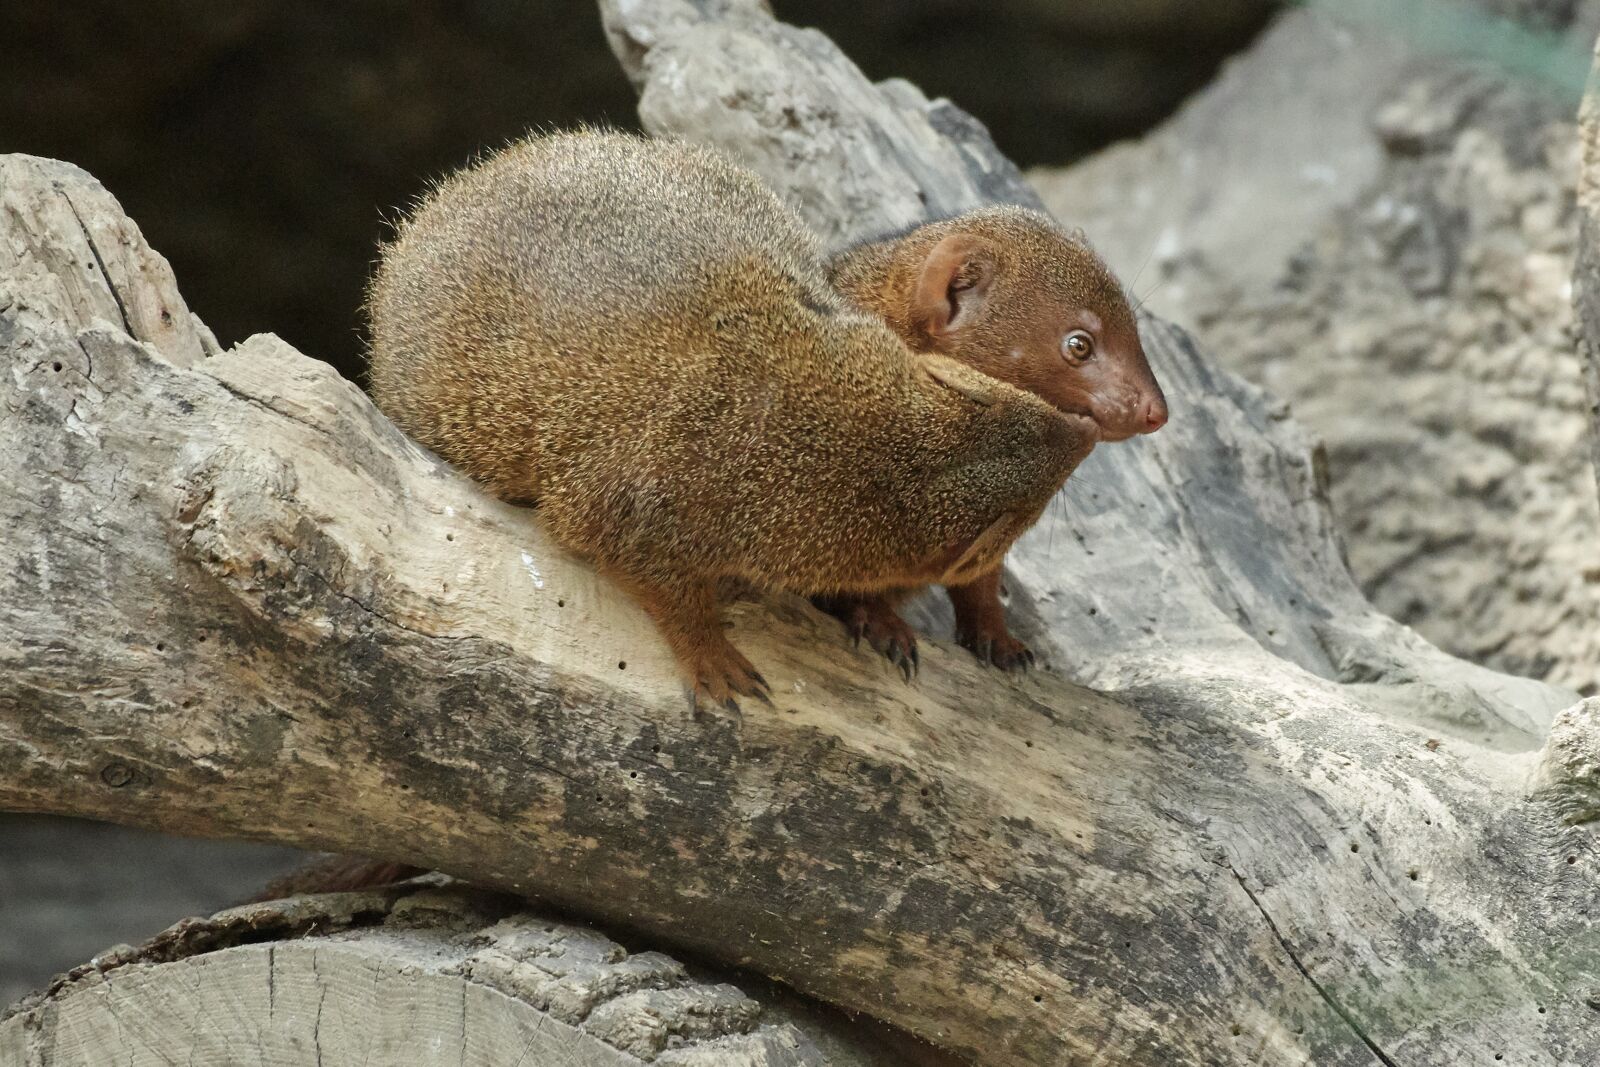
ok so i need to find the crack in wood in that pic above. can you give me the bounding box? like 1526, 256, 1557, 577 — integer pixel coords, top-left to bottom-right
60, 193, 134, 340
1229, 865, 1401, 1067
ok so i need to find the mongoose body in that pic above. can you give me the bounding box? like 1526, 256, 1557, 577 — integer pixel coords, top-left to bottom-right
367, 131, 1096, 704
819, 209, 1165, 672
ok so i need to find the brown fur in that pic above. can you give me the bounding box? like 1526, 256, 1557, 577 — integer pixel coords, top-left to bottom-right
821, 208, 1165, 671
829, 207, 1164, 441
247, 857, 423, 903
367, 131, 1095, 705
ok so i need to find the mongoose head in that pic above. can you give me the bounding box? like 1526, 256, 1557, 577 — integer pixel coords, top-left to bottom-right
832, 206, 1167, 442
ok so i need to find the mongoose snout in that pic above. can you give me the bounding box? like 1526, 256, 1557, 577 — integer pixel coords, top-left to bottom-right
366, 130, 1094, 709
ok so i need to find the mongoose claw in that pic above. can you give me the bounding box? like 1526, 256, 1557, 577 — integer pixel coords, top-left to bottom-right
957, 625, 1033, 672
686, 638, 772, 716
886, 641, 917, 683
837, 598, 920, 679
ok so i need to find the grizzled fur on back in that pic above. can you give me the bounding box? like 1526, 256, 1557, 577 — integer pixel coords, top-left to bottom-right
366, 130, 1092, 604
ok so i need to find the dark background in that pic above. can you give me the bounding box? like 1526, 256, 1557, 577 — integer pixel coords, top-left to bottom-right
0, 0, 1286, 1009
1, 0, 1274, 384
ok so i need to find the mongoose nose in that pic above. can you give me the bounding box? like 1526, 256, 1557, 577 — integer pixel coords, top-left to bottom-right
1143, 396, 1169, 433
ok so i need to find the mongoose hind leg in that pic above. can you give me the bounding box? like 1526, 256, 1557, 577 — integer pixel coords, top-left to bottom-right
616, 572, 772, 713
812, 593, 919, 681
947, 567, 1034, 671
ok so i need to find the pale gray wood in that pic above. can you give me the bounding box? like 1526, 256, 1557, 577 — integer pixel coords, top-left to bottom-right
0, 10, 1597, 1065
0, 155, 216, 369
0, 883, 851, 1066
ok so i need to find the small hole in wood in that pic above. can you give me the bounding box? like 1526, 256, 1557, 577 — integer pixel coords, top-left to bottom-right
629, 771, 638, 779
920, 787, 930, 798
618, 661, 627, 671
445, 533, 454, 541
651, 744, 660, 754
1231, 1025, 1242, 1037
595, 794, 603, 803
1349, 842, 1359, 853
155, 643, 165, 653
1568, 856, 1578, 865
1033, 995, 1042, 1004
1495, 1055, 1503, 1061
52, 362, 62, 372
557, 598, 565, 607
197, 633, 207, 642
1087, 607, 1098, 616
1407, 869, 1419, 881
1024, 740, 1034, 748
1538, 1007, 1546, 1014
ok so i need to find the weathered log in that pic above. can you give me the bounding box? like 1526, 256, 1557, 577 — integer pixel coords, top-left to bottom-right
2, 4, 1597, 1064
0, 880, 931, 1066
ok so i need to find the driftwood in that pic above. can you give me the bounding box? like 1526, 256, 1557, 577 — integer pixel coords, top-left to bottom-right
2, 2, 1597, 1063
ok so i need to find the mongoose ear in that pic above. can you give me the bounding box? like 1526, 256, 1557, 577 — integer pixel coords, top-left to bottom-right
911, 234, 994, 343
921, 358, 998, 407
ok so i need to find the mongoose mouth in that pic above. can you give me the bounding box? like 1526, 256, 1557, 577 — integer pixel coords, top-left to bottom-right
1048, 407, 1101, 446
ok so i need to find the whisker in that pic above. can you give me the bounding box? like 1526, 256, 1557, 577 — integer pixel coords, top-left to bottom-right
1130, 270, 1176, 316
1125, 232, 1160, 302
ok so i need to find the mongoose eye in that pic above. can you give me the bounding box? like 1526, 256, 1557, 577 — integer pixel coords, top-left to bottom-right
1062, 330, 1095, 363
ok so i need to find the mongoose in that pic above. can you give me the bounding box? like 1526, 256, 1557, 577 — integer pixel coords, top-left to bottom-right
816, 209, 1166, 673
367, 130, 1097, 708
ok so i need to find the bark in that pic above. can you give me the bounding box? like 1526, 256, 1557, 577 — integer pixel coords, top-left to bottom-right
1, 6, 1597, 1065
0, 880, 932, 1066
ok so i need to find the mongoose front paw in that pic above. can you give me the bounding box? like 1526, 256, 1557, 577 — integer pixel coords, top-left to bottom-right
845, 598, 920, 681
686, 640, 772, 714
956, 624, 1034, 672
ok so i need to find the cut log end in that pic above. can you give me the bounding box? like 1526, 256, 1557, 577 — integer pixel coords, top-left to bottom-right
0, 881, 940, 1067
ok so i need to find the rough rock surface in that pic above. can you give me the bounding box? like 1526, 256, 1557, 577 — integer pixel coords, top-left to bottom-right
1206, 74, 1600, 694
1035, 10, 1600, 695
